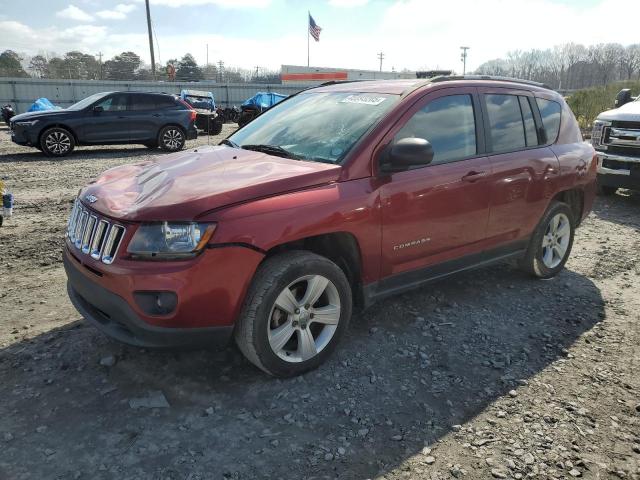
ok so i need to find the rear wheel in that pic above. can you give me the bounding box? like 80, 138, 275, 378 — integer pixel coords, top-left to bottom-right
207, 120, 223, 135
40, 127, 75, 157
520, 202, 575, 279
158, 126, 185, 152
235, 251, 352, 377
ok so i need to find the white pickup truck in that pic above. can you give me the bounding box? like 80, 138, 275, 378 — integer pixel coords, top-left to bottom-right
591, 89, 640, 195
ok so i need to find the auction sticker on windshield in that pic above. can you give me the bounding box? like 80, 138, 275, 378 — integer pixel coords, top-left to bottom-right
340, 94, 387, 106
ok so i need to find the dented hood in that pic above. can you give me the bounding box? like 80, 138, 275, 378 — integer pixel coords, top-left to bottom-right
80, 145, 341, 221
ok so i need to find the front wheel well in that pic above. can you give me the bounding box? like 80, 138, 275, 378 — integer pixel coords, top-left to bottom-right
552, 188, 584, 226
265, 232, 364, 309
38, 124, 78, 145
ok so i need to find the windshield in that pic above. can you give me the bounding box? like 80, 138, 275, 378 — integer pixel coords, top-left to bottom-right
228, 91, 399, 164
67, 92, 110, 111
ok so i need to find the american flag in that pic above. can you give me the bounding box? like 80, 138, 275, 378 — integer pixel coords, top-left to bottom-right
309, 13, 322, 42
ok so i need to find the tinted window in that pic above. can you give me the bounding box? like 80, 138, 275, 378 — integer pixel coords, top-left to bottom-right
486, 94, 526, 152
95, 94, 128, 112
155, 96, 177, 109
536, 98, 562, 143
130, 95, 156, 111
519, 96, 538, 146
395, 95, 476, 165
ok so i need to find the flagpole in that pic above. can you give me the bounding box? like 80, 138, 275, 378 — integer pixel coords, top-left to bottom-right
307, 11, 310, 67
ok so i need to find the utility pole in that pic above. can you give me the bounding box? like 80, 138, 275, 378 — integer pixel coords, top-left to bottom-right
206, 44, 209, 67
377, 52, 385, 72
254, 65, 260, 80
96, 52, 103, 80
217, 60, 225, 82
145, 0, 156, 80
460, 46, 470, 75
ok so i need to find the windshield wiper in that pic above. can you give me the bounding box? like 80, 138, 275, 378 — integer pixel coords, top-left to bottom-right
241, 144, 301, 160
220, 138, 239, 148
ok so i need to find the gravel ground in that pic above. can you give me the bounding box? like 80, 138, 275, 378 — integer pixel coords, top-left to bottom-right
0, 126, 639, 480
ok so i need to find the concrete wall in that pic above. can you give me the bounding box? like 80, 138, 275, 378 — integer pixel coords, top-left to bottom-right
0, 78, 304, 114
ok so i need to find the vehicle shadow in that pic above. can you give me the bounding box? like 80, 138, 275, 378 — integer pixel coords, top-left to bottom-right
592, 189, 640, 228
0, 264, 603, 479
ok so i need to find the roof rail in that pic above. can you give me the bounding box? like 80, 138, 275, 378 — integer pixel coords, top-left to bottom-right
429, 75, 551, 89
316, 80, 367, 87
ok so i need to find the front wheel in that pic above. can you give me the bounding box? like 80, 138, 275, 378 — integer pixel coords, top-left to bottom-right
235, 251, 352, 377
40, 127, 75, 157
597, 184, 617, 196
520, 202, 575, 279
158, 126, 185, 152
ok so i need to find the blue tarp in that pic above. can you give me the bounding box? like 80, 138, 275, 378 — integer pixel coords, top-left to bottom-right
242, 92, 287, 110
27, 98, 61, 112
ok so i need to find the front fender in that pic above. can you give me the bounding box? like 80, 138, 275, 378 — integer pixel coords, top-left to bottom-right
201, 179, 383, 284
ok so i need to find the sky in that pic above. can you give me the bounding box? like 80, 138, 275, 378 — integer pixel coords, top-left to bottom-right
0, 0, 637, 74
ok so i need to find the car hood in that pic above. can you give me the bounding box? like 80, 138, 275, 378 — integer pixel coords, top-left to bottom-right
11, 109, 71, 122
597, 100, 640, 122
80, 145, 342, 221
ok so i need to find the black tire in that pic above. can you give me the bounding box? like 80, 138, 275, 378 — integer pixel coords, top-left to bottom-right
207, 120, 223, 135
235, 251, 352, 378
143, 142, 158, 150
520, 202, 575, 279
158, 125, 186, 152
597, 184, 617, 196
40, 127, 75, 157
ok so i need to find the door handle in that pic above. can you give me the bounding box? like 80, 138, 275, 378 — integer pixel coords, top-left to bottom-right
461, 171, 486, 182
117, 116, 126, 119
152, 113, 161, 117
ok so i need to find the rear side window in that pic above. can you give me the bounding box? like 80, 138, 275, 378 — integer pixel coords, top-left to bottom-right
130, 95, 156, 111
518, 96, 538, 147
155, 96, 177, 109
536, 98, 562, 143
395, 94, 476, 165
485, 94, 526, 153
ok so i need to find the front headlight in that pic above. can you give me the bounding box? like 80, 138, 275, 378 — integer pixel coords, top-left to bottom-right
127, 222, 216, 259
15, 119, 40, 127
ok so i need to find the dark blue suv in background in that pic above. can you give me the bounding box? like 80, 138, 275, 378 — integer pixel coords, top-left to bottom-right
10, 91, 198, 157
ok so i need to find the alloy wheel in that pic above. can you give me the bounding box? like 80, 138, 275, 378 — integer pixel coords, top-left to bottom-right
162, 129, 183, 150
45, 131, 71, 154
541, 212, 571, 268
268, 275, 341, 363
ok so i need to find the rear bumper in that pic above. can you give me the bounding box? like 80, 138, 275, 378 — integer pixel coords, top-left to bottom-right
596, 151, 640, 190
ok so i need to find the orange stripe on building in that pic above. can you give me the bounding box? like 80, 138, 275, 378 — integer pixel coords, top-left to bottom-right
281, 72, 349, 81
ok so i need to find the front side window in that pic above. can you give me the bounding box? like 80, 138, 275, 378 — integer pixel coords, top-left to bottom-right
486, 94, 526, 153
95, 94, 128, 112
395, 94, 477, 165
228, 92, 399, 164
536, 98, 562, 143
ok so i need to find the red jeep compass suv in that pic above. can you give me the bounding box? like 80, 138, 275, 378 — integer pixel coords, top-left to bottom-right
64, 76, 597, 377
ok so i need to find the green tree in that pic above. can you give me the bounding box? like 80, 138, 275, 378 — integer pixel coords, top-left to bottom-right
176, 54, 203, 82
62, 51, 99, 79
104, 51, 141, 80
29, 55, 49, 78
0, 50, 28, 78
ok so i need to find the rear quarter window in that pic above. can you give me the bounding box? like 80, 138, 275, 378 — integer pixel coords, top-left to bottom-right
155, 96, 178, 109
536, 98, 561, 143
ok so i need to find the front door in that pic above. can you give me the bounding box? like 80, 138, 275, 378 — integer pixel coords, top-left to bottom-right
81, 93, 130, 143
379, 88, 492, 281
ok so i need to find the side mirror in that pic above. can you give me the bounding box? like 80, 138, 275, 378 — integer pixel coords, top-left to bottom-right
614, 89, 632, 108
383, 138, 434, 172
93, 105, 104, 113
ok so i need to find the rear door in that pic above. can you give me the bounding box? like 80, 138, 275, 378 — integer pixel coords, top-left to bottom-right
379, 87, 492, 280
479, 88, 560, 246
80, 93, 130, 143
127, 93, 162, 142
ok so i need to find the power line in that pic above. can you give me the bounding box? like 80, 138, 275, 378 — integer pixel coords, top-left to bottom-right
377, 52, 385, 72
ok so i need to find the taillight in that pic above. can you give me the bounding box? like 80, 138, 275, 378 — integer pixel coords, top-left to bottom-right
178, 99, 197, 121
190, 110, 197, 121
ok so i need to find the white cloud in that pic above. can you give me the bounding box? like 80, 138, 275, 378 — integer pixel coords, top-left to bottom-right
328, 0, 370, 7
96, 3, 138, 20
56, 4, 94, 22
143, 0, 271, 7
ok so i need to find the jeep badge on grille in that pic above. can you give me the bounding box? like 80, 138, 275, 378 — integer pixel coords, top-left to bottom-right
85, 194, 98, 204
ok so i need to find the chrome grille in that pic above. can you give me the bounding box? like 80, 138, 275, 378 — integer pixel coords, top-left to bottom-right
67, 200, 126, 265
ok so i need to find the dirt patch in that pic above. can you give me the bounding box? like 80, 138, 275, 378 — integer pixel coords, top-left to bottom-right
0, 128, 639, 479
